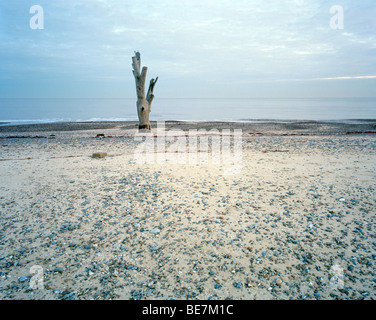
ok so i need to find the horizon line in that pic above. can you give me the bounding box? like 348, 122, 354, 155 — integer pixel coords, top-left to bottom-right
1, 96, 376, 100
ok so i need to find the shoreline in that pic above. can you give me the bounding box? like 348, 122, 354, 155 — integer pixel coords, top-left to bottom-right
0, 120, 375, 136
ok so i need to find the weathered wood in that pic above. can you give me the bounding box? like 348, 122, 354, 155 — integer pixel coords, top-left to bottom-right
146, 77, 158, 105
132, 52, 158, 131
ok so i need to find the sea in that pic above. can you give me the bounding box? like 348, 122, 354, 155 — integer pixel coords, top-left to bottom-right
0, 98, 375, 125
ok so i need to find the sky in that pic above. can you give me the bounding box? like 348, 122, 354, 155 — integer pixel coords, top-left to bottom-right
0, 0, 375, 98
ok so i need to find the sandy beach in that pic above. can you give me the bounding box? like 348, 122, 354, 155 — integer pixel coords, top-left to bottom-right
0, 120, 375, 300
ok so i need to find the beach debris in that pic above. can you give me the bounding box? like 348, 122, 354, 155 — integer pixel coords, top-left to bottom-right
263, 149, 289, 153
0, 136, 50, 139
346, 131, 376, 135
92, 134, 114, 139
92, 152, 107, 158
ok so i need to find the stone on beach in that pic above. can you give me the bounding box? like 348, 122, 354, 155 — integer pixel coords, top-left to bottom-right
150, 228, 161, 235
92, 152, 107, 158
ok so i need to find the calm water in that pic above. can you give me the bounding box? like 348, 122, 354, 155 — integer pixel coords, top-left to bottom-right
0, 98, 375, 125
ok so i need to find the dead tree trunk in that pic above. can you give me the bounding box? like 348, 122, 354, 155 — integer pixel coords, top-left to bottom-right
132, 51, 158, 131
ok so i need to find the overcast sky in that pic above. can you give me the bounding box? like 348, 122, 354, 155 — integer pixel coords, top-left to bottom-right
0, 0, 375, 98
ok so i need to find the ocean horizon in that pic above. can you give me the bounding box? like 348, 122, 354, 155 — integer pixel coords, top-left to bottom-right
0, 97, 375, 126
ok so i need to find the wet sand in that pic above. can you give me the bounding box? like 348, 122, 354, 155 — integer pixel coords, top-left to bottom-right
0, 121, 375, 300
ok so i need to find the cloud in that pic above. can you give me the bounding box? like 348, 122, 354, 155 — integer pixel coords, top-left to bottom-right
0, 0, 375, 98
313, 75, 376, 80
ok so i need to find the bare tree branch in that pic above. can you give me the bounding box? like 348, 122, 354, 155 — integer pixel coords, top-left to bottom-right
146, 77, 158, 105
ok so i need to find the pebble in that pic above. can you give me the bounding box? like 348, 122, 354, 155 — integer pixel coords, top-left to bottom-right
150, 228, 160, 235
53, 267, 64, 273
62, 291, 77, 300
18, 276, 28, 283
